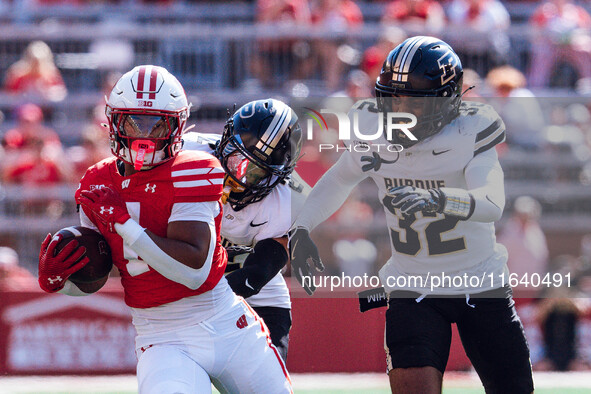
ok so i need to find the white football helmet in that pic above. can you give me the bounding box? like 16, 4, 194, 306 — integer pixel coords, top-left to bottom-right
105, 65, 190, 170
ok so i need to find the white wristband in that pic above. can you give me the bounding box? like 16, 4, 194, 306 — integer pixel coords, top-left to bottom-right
115, 218, 146, 245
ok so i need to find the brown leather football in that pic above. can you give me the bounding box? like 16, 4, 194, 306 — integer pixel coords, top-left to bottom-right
54, 226, 112, 293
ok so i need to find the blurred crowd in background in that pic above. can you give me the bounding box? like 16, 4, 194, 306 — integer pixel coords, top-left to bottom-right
0, 0, 591, 371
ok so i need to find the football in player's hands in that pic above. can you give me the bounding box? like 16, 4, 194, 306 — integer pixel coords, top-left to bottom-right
54, 226, 113, 293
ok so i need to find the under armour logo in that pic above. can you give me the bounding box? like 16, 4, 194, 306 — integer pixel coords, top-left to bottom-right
145, 184, 156, 193
100, 206, 114, 215
236, 314, 248, 329
48, 276, 62, 284
122, 179, 131, 189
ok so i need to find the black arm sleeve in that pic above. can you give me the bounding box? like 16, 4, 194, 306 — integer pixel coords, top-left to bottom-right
225, 238, 288, 298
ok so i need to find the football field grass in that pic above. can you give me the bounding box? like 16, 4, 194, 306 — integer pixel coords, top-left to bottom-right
1, 372, 590, 393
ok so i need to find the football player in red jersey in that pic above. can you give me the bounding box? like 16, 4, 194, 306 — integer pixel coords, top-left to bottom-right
38, 65, 292, 394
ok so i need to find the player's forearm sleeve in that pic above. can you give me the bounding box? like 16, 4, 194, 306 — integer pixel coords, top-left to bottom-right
464, 148, 505, 222
226, 238, 288, 298
115, 219, 214, 290
294, 151, 366, 231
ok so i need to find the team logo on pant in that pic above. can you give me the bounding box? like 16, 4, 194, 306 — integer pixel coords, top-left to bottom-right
236, 314, 248, 329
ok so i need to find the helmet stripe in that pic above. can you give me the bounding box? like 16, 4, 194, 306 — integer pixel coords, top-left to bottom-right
393, 36, 418, 81
394, 36, 422, 82
257, 106, 290, 154
136, 66, 146, 99
256, 101, 290, 154
148, 66, 158, 100
266, 109, 291, 154
259, 101, 287, 143
400, 36, 431, 82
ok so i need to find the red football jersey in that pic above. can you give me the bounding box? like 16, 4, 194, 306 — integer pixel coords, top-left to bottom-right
76, 150, 227, 308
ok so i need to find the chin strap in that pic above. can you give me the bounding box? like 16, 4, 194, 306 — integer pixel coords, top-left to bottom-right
461, 85, 476, 98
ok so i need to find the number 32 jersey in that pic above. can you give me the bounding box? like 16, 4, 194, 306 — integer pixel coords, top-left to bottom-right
346, 99, 509, 294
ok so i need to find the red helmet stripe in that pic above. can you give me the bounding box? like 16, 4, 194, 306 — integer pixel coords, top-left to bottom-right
136, 66, 146, 99
148, 67, 158, 100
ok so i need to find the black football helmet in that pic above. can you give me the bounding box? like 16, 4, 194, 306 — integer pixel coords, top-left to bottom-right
215, 99, 303, 211
375, 36, 463, 148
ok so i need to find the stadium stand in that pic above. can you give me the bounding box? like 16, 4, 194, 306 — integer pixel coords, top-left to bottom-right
0, 1, 589, 279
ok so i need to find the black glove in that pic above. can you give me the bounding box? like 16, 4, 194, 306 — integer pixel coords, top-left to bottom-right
288, 227, 325, 295
387, 185, 441, 216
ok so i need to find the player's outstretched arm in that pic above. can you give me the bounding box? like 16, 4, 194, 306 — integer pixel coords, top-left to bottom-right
226, 237, 289, 298
462, 147, 505, 222
293, 151, 366, 231
290, 151, 366, 295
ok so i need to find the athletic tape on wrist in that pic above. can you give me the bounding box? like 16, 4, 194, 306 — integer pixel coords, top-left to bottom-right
439, 187, 475, 219
115, 218, 145, 245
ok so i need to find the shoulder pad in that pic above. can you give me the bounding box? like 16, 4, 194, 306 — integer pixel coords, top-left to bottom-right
174, 149, 220, 166
76, 157, 116, 202
182, 132, 221, 154
344, 98, 387, 148
350, 98, 380, 114
80, 157, 115, 183
457, 102, 506, 156
288, 171, 312, 196
171, 151, 225, 203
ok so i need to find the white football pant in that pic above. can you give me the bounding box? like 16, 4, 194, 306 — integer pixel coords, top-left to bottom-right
136, 296, 292, 394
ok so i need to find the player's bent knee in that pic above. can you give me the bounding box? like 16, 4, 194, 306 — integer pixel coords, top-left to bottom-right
388, 366, 442, 394
137, 346, 212, 394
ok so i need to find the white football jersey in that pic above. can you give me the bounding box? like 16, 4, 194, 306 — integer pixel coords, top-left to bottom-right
183, 132, 309, 308
344, 99, 509, 294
